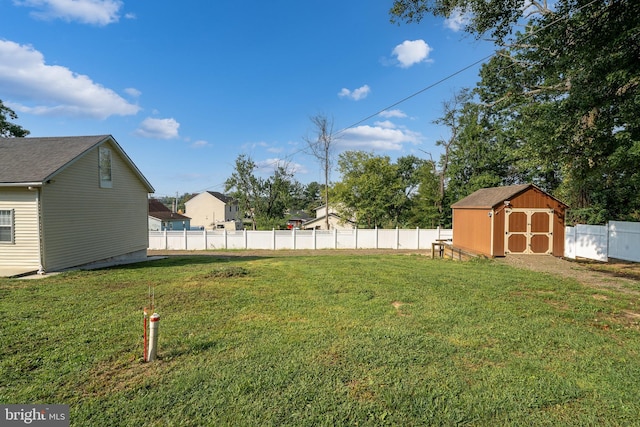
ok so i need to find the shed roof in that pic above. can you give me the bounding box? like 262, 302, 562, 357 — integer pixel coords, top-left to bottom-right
451, 184, 567, 209
0, 135, 154, 191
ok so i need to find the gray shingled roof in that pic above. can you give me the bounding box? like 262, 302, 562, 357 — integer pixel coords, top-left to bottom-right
0, 135, 108, 184
206, 191, 233, 203
450, 184, 533, 209
0, 135, 153, 191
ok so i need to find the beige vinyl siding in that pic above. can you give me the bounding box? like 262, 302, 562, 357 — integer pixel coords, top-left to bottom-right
0, 188, 40, 268
185, 193, 227, 230
40, 141, 149, 271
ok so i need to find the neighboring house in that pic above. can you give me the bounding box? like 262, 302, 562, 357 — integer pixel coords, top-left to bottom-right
148, 198, 191, 231
0, 135, 154, 277
184, 191, 241, 230
450, 184, 568, 257
302, 205, 356, 230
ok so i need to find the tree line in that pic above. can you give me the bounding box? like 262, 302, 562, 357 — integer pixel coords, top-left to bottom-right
226, 0, 639, 229
3, 1, 637, 228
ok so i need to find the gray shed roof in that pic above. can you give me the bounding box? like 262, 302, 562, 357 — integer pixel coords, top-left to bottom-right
451, 184, 536, 209
0, 135, 154, 191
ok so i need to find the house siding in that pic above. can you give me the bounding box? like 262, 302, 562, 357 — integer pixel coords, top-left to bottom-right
0, 188, 40, 269
40, 140, 149, 271
185, 192, 238, 230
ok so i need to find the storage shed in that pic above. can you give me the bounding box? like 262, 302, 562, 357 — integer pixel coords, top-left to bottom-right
450, 184, 568, 257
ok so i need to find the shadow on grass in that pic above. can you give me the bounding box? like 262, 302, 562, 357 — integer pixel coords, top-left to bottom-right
100, 254, 269, 272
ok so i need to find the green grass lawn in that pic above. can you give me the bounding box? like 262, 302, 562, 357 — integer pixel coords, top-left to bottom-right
1, 254, 639, 426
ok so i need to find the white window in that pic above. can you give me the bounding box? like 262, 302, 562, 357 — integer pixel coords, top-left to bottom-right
0, 209, 14, 243
99, 147, 113, 188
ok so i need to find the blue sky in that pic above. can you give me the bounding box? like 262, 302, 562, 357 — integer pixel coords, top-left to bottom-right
0, 1, 495, 198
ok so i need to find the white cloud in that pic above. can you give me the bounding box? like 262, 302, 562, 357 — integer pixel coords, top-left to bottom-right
379, 109, 407, 119
191, 140, 210, 148
392, 40, 433, 68
373, 120, 396, 129
338, 84, 371, 101
135, 117, 180, 139
14, 0, 123, 26
0, 40, 140, 119
338, 124, 423, 151
444, 8, 471, 32
124, 87, 141, 98
257, 158, 307, 175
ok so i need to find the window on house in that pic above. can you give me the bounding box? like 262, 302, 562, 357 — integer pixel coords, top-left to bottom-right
99, 147, 113, 188
0, 209, 14, 243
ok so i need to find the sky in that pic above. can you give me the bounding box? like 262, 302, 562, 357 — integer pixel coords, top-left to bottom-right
0, 0, 496, 198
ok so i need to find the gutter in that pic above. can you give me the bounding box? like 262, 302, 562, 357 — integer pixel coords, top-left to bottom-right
0, 182, 43, 188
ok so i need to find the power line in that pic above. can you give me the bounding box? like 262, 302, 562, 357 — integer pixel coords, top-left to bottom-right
187, 0, 601, 194
333, 0, 600, 138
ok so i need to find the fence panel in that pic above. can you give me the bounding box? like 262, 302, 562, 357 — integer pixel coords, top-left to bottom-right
609, 221, 640, 262
149, 228, 452, 251
564, 227, 576, 259
575, 224, 608, 261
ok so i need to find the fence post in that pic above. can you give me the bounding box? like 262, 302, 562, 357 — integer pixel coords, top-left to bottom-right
416, 227, 420, 249
163, 229, 168, 250
273, 228, 276, 250
334, 228, 338, 249
375, 227, 379, 249
354, 227, 358, 249
606, 221, 611, 261
224, 229, 228, 249
184, 228, 188, 250
313, 228, 317, 250
244, 228, 248, 249
396, 227, 400, 250
293, 228, 296, 250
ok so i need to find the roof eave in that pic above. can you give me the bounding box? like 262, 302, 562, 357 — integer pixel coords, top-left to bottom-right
0, 182, 44, 188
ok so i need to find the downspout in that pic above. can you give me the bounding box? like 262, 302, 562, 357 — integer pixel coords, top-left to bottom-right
29, 186, 45, 274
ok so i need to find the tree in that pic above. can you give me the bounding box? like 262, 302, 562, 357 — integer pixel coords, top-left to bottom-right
225, 155, 304, 229
389, 0, 554, 44
405, 159, 441, 227
391, 0, 640, 223
305, 114, 336, 230
333, 151, 408, 228
0, 100, 29, 137
224, 154, 263, 230
393, 155, 430, 226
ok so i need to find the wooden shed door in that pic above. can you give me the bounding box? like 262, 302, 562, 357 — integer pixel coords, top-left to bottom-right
504, 209, 554, 255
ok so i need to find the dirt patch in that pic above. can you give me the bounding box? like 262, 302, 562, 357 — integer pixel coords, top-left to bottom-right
495, 255, 640, 295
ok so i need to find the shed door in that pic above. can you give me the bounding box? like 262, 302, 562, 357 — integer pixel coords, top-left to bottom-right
504, 209, 554, 255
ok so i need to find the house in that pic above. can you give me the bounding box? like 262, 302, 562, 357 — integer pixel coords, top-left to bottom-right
184, 191, 241, 230
148, 198, 191, 231
450, 184, 568, 257
0, 135, 154, 277
302, 205, 356, 230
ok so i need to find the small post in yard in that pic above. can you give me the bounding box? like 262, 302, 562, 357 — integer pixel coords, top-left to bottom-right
147, 313, 160, 362
143, 308, 149, 362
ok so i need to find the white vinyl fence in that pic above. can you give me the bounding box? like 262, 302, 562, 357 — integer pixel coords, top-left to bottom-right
564, 221, 640, 262
149, 227, 453, 251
